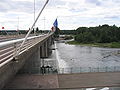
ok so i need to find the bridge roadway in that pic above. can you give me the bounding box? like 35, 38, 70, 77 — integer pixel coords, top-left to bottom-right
0, 34, 37, 42
0, 33, 54, 89
3, 72, 120, 89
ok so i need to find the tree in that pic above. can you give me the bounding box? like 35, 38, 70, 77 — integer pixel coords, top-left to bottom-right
74, 24, 120, 43
36, 27, 39, 33
54, 27, 60, 38
31, 28, 34, 34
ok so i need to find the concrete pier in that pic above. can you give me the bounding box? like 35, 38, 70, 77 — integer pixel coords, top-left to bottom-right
18, 46, 41, 74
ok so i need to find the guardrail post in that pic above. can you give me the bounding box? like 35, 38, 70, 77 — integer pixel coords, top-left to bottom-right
39, 67, 41, 74
80, 67, 82, 73
114, 66, 116, 72
13, 43, 17, 58
97, 67, 99, 72
57, 68, 60, 74
89, 67, 92, 72
105, 67, 108, 72
62, 68, 64, 74
70, 68, 73, 73
26, 39, 29, 49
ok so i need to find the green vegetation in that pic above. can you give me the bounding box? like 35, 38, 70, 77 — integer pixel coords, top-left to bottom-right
54, 27, 60, 38
60, 30, 76, 35
75, 24, 120, 43
63, 24, 120, 48
63, 35, 73, 40
68, 41, 120, 48
0, 27, 48, 35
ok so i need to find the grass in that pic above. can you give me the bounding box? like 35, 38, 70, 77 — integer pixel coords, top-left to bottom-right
67, 41, 120, 48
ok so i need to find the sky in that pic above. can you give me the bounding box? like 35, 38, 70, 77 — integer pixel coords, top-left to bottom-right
0, 0, 120, 30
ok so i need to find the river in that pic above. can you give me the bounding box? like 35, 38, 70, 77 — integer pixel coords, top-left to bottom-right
55, 41, 120, 68
44, 40, 120, 90
45, 41, 120, 72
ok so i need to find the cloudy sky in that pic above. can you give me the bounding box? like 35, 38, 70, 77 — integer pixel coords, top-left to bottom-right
0, 0, 120, 30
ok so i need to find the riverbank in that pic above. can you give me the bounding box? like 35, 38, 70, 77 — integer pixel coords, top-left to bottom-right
67, 41, 120, 48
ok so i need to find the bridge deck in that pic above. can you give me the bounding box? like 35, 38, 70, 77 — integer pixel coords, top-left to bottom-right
3, 72, 120, 89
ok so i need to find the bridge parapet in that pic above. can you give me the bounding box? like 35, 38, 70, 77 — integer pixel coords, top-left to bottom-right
0, 35, 44, 67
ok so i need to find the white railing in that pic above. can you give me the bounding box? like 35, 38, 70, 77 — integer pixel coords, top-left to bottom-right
0, 35, 42, 48
58, 66, 120, 74
0, 35, 45, 68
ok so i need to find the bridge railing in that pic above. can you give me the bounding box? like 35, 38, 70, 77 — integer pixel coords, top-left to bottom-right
58, 66, 120, 74
0, 35, 45, 68
18, 66, 120, 75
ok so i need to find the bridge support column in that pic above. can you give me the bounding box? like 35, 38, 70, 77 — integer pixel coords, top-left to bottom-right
18, 35, 54, 74
40, 44, 45, 58
47, 38, 52, 56
40, 41, 49, 58
45, 41, 48, 57
18, 46, 41, 74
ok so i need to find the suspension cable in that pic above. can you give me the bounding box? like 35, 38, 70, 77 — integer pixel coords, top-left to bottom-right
15, 0, 49, 57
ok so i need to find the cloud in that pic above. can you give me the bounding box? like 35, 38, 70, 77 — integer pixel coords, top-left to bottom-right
0, 0, 44, 13
0, 0, 120, 30
85, 0, 102, 6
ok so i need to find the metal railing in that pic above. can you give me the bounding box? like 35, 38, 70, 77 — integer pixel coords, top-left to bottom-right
18, 66, 120, 75
0, 35, 45, 68
58, 66, 120, 74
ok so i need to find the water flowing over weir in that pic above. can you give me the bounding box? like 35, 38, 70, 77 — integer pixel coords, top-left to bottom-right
54, 41, 68, 69
52, 41, 120, 74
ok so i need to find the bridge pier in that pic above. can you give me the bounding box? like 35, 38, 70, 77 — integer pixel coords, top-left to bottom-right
18, 46, 41, 74
40, 43, 46, 58
40, 40, 52, 58
18, 36, 54, 74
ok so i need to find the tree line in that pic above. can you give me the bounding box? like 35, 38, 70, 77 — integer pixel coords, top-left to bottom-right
60, 24, 120, 43
0, 27, 48, 35
75, 24, 120, 43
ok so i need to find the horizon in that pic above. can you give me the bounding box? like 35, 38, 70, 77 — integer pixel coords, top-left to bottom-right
0, 24, 120, 31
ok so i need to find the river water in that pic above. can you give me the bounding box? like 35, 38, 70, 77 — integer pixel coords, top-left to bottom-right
54, 41, 120, 69
44, 41, 120, 90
